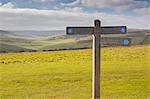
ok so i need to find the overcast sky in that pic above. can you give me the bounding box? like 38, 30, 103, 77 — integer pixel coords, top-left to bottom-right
0, 0, 150, 30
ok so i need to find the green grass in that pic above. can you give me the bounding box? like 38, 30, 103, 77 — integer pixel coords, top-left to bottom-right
0, 45, 150, 99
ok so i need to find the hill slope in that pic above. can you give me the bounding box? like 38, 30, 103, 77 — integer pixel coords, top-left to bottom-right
0, 44, 32, 52
0, 29, 150, 52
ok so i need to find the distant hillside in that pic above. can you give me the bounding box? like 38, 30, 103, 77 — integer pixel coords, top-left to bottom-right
142, 35, 150, 44
11, 30, 65, 39
0, 30, 17, 37
0, 30, 65, 39
127, 29, 150, 33
0, 30, 11, 34
0, 29, 150, 53
0, 44, 32, 52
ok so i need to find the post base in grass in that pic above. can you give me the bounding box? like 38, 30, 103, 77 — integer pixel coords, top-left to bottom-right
93, 97, 100, 99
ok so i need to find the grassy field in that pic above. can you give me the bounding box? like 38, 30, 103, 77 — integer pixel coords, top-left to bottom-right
0, 45, 150, 99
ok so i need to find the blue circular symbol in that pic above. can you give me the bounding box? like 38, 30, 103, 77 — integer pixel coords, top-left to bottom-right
67, 28, 73, 34
120, 27, 126, 33
123, 39, 129, 45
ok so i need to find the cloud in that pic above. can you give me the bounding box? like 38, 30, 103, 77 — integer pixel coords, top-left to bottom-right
32, 0, 54, 2
61, 0, 81, 7
133, 7, 150, 15
55, 6, 83, 12
0, 2, 15, 8
82, 0, 148, 8
0, 6, 149, 30
62, 0, 149, 12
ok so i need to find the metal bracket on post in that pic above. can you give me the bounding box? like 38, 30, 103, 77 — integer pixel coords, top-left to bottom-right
93, 20, 101, 99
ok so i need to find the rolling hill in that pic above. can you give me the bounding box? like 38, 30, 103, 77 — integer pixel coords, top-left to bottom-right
0, 29, 150, 53
0, 44, 33, 52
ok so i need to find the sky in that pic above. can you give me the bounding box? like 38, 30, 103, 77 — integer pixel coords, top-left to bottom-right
0, 0, 150, 30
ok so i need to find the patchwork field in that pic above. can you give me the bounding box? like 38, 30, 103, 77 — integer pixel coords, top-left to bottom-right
0, 45, 150, 99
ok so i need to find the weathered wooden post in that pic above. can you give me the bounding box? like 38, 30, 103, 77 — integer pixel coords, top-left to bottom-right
93, 20, 101, 99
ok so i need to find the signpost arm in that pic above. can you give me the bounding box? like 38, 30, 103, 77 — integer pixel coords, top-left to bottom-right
93, 20, 101, 99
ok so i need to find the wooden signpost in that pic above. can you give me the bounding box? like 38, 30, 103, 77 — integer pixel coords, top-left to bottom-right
66, 20, 130, 99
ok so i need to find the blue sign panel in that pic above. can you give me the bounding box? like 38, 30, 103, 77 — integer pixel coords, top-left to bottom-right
123, 39, 130, 45
120, 27, 126, 33
67, 27, 73, 34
